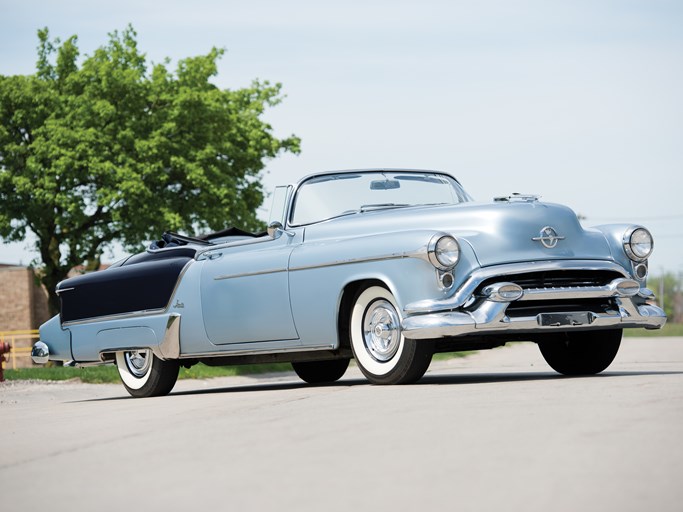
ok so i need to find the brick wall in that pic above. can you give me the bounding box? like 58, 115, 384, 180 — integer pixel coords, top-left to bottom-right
0, 266, 34, 331
1, 265, 51, 368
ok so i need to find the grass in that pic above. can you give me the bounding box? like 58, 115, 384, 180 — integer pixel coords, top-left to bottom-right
432, 351, 472, 361
5, 351, 474, 384
623, 322, 683, 337
3, 362, 293, 384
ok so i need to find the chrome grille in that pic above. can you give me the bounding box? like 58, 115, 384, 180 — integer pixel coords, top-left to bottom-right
477, 269, 624, 292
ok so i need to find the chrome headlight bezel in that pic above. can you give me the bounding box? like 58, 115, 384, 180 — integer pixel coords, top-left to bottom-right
428, 235, 460, 270
623, 227, 653, 262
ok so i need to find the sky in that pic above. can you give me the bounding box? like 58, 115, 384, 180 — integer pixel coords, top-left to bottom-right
1, 0, 682, 274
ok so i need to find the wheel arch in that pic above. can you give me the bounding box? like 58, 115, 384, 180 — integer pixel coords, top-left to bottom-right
337, 278, 393, 350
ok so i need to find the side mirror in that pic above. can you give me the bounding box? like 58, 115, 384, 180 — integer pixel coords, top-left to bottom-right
268, 221, 295, 239
267, 221, 285, 239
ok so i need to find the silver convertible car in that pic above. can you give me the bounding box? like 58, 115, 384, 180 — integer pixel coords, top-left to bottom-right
32, 169, 666, 397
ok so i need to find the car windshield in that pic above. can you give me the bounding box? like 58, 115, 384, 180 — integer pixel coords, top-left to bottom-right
290, 171, 472, 225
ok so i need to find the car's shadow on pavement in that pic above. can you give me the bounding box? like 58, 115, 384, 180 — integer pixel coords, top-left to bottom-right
69, 369, 683, 403
417, 370, 683, 386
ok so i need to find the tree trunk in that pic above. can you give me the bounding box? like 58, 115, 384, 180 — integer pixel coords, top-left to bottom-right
41, 264, 69, 317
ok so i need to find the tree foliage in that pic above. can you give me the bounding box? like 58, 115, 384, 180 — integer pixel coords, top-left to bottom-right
648, 272, 683, 323
0, 26, 300, 313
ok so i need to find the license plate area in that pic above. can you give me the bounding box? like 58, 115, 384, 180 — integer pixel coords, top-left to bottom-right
538, 312, 593, 327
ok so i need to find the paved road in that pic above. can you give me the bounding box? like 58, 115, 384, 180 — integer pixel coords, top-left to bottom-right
2, 337, 682, 512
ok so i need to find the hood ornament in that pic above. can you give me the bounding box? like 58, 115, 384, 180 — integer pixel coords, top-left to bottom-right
532, 226, 565, 249
494, 193, 539, 203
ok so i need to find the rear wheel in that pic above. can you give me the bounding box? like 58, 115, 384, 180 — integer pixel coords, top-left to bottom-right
292, 358, 350, 384
115, 349, 180, 398
538, 329, 622, 376
349, 285, 433, 384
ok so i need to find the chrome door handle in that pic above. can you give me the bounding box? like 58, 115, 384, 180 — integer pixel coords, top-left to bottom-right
198, 251, 223, 261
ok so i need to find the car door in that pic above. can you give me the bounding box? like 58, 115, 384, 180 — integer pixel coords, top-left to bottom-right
199, 231, 301, 344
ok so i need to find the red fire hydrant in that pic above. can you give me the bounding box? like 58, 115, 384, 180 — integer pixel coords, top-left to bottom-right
0, 341, 11, 382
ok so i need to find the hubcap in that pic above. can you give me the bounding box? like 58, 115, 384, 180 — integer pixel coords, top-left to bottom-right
124, 350, 152, 378
363, 299, 401, 362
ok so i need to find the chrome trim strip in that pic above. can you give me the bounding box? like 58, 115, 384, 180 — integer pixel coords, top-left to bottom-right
199, 249, 419, 280
404, 260, 630, 314
176, 343, 337, 359
55, 287, 74, 295
289, 254, 407, 272
214, 268, 286, 281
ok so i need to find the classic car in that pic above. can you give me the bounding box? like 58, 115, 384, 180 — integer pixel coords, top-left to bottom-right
32, 169, 666, 397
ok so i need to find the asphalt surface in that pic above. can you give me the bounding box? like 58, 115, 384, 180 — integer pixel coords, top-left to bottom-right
2, 337, 682, 512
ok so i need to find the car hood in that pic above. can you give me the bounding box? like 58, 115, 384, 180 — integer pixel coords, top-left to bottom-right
305, 201, 613, 267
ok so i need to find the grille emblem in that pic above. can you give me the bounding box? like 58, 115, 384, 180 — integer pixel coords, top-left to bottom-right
532, 226, 565, 249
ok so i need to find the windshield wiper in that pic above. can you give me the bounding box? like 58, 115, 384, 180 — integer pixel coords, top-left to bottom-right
359, 203, 412, 212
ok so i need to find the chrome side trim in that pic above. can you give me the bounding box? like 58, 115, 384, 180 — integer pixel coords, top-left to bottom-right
211, 246, 421, 280
215, 268, 286, 281
55, 287, 74, 295
176, 343, 337, 360
158, 313, 181, 359
404, 260, 630, 314
289, 254, 408, 272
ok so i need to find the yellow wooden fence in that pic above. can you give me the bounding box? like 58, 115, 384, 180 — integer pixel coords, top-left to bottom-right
0, 330, 40, 369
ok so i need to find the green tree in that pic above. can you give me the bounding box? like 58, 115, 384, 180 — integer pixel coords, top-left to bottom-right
648, 272, 683, 322
0, 26, 300, 313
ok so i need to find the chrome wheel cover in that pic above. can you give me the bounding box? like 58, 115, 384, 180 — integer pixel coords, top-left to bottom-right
124, 350, 152, 378
363, 299, 401, 362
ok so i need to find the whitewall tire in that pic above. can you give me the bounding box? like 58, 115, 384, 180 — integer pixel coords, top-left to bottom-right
350, 286, 433, 384
115, 349, 180, 398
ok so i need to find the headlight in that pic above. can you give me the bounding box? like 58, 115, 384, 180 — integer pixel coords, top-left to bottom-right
428, 235, 460, 270
623, 227, 653, 262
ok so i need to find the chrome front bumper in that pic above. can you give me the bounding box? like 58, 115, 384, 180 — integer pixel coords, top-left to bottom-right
401, 276, 667, 340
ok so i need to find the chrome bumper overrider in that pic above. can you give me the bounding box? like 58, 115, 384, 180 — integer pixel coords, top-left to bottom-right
401, 277, 667, 340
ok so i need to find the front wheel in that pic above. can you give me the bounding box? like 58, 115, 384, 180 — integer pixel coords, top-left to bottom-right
115, 349, 180, 398
538, 329, 622, 376
349, 286, 433, 384
292, 358, 350, 384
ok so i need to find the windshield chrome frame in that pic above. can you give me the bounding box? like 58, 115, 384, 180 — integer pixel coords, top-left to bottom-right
286, 169, 471, 228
